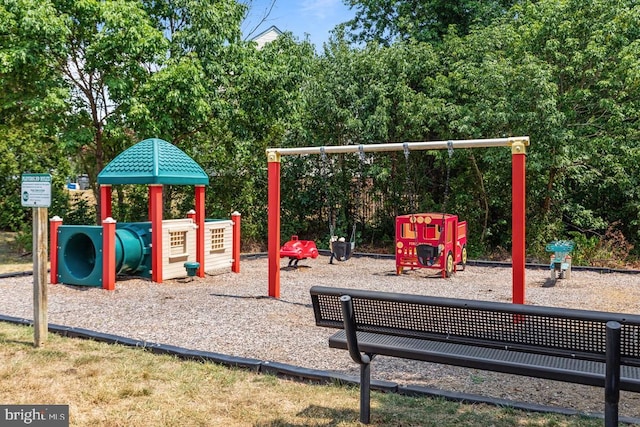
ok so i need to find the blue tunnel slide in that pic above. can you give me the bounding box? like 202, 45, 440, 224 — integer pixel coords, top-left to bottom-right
56, 222, 152, 287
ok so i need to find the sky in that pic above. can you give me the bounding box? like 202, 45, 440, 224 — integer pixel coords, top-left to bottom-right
242, 0, 356, 50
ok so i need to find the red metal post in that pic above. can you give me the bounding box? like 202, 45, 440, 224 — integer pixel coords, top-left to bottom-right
512, 142, 527, 304
102, 217, 116, 290
148, 186, 153, 221
187, 209, 196, 222
49, 216, 63, 284
149, 185, 163, 283
195, 185, 205, 278
231, 211, 241, 273
267, 151, 281, 298
100, 184, 112, 222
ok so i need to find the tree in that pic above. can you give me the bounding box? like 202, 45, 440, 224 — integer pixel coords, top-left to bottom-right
509, 0, 640, 251
54, 0, 168, 197
220, 33, 317, 242
0, 0, 71, 230
1, 0, 169, 223
115, 0, 249, 222
294, 0, 640, 259
291, 36, 454, 245
425, 20, 563, 251
2, 0, 248, 224
341, 0, 522, 45
128, 0, 246, 145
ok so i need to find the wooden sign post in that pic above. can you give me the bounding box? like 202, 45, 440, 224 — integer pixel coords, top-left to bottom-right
33, 207, 48, 347
21, 173, 51, 347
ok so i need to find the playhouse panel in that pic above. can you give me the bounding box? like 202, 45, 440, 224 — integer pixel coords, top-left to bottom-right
162, 218, 198, 279
204, 220, 233, 272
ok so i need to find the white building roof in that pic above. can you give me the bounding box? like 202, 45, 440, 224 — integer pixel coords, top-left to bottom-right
250, 25, 283, 49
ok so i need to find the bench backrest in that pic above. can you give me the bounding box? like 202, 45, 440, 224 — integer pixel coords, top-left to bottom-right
310, 286, 640, 365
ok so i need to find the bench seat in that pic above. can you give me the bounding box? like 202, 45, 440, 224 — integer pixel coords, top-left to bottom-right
329, 329, 640, 391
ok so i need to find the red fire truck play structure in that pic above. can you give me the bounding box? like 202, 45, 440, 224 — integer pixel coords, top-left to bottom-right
395, 213, 467, 277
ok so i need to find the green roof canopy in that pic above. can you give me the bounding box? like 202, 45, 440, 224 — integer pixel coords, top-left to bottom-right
97, 138, 209, 185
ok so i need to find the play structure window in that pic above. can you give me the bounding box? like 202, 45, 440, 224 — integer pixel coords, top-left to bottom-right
210, 228, 225, 253
401, 223, 416, 239
458, 223, 466, 239
446, 222, 453, 243
169, 230, 188, 261
424, 225, 439, 240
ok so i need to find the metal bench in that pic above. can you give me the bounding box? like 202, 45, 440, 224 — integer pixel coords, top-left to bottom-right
310, 285, 640, 425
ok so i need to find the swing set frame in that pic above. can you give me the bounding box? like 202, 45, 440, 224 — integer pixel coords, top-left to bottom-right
266, 137, 529, 302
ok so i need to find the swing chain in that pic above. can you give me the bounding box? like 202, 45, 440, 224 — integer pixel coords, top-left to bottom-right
352, 145, 366, 243
403, 143, 417, 213
320, 147, 334, 236
442, 141, 454, 215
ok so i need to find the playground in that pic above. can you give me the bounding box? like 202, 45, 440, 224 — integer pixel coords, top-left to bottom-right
6, 136, 640, 423
1, 255, 640, 420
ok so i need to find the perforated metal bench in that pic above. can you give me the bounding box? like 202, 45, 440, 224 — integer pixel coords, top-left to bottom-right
310, 286, 640, 425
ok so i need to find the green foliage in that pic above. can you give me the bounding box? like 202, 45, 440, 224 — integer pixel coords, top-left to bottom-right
568, 223, 634, 268
111, 185, 149, 223
63, 198, 96, 226
13, 225, 32, 255
1, 0, 639, 265
342, 0, 521, 45
0, 0, 71, 230
0, 124, 70, 231
567, 231, 601, 266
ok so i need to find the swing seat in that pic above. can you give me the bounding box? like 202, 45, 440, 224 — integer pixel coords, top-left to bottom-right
417, 244, 440, 266
330, 237, 355, 263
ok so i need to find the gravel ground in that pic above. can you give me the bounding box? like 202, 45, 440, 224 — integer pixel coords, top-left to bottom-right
1, 255, 640, 419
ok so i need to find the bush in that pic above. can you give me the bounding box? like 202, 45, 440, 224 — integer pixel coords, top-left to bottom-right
569, 223, 633, 268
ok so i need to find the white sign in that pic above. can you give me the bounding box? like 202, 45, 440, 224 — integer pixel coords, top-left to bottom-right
21, 173, 52, 208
